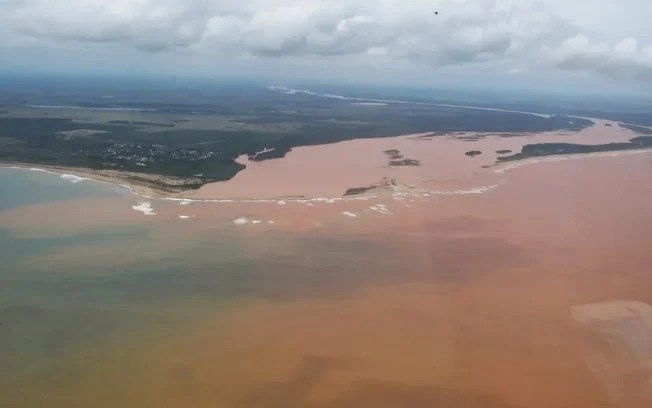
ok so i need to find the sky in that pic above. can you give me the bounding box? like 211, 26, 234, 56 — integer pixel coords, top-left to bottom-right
1, 0, 651, 94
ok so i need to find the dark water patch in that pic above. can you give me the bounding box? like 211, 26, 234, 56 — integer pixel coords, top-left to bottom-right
422, 236, 526, 284
313, 381, 524, 408
0, 227, 148, 272
236, 355, 522, 408
236, 355, 358, 408
85, 233, 402, 303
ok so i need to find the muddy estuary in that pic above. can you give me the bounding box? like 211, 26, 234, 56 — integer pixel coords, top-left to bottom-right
1, 121, 651, 407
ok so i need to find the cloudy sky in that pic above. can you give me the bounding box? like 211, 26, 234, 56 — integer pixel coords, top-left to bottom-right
1, 0, 651, 93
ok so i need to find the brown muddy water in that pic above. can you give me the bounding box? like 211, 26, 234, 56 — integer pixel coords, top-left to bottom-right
1, 123, 651, 407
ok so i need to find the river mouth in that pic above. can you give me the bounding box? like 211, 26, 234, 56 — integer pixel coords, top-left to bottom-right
1, 126, 651, 407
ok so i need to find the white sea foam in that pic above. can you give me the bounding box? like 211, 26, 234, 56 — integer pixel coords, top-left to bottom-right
268, 220, 275, 224
179, 200, 193, 206
342, 211, 358, 218
429, 185, 499, 195
370, 204, 392, 215
61, 174, 86, 183
277, 200, 287, 205
252, 220, 262, 224
179, 215, 195, 219
132, 202, 156, 215
233, 217, 250, 225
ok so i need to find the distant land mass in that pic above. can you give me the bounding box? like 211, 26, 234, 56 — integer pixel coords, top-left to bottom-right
0, 83, 594, 193
497, 136, 652, 163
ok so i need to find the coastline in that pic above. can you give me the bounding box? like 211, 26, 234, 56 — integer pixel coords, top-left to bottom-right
0, 161, 200, 199
0, 161, 428, 204
491, 147, 652, 174
4, 145, 652, 204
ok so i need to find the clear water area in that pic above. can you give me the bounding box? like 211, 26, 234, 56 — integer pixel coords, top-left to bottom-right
0, 167, 117, 210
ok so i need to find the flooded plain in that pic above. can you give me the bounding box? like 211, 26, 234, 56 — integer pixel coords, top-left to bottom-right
193, 119, 637, 199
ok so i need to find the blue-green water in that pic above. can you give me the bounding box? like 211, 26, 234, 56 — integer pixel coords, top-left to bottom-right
0, 168, 252, 405
0, 167, 397, 407
0, 167, 118, 210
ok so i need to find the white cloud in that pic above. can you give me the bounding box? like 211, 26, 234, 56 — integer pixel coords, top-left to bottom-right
550, 34, 652, 80
2, 0, 565, 60
614, 38, 638, 54
7, 0, 215, 51
1, 0, 652, 83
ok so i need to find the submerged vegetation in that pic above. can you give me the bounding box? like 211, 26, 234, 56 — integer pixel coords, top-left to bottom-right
389, 158, 421, 166
383, 149, 420, 166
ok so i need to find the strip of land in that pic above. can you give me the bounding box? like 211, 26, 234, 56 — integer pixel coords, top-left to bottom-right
497, 136, 652, 163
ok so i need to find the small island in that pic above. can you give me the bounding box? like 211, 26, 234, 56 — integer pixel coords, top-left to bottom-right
383, 149, 404, 160
465, 150, 482, 157
496, 149, 512, 154
389, 158, 420, 167
344, 177, 398, 196
383, 149, 420, 166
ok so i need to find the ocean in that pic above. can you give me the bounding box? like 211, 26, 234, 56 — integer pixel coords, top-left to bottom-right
1, 151, 651, 407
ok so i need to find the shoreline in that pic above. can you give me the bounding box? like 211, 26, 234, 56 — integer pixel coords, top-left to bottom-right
3, 146, 651, 204
490, 148, 652, 174
0, 162, 201, 199
0, 161, 413, 203
0, 161, 498, 204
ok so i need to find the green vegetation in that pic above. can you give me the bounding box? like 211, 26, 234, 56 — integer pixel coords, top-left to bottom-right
383, 149, 403, 160
109, 120, 175, 128
389, 158, 420, 166
0, 86, 595, 190
498, 136, 652, 162
619, 123, 652, 135
382, 149, 419, 166
344, 186, 375, 196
